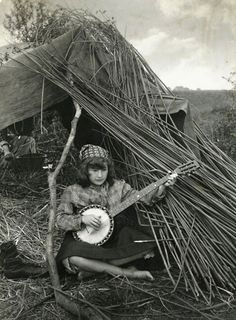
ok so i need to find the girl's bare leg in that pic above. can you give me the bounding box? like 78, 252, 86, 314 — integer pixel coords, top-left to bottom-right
109, 249, 152, 266
69, 256, 154, 281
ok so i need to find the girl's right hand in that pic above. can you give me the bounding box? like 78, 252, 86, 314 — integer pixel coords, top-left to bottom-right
81, 215, 101, 230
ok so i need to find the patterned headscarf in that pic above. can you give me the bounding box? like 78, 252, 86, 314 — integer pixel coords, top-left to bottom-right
79, 144, 109, 161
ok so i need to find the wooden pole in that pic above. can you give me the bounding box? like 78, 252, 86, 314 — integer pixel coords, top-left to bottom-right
46, 101, 107, 320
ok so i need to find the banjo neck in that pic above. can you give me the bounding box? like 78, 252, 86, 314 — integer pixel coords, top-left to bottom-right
74, 160, 199, 246
110, 175, 171, 218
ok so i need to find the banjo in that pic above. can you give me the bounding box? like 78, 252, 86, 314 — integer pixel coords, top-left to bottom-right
73, 160, 200, 245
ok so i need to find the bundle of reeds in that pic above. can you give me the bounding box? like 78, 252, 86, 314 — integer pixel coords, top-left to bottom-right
14, 11, 236, 302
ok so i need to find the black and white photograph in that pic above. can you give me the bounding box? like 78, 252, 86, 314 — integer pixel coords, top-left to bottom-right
0, 1, 236, 319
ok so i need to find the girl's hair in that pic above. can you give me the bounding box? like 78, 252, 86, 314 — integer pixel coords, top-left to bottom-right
77, 157, 115, 187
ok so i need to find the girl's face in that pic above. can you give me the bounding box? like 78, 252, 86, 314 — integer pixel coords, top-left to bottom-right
88, 164, 108, 186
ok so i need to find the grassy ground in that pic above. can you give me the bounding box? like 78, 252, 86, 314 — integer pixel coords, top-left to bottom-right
0, 170, 236, 320
0, 116, 236, 319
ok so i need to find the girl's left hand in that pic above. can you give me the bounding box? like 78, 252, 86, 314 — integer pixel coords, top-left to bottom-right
164, 175, 177, 188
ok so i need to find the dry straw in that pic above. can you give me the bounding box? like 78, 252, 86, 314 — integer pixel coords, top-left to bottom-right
17, 11, 236, 300
2, 10, 236, 317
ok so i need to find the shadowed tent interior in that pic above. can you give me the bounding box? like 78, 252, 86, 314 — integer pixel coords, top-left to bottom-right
1, 12, 236, 304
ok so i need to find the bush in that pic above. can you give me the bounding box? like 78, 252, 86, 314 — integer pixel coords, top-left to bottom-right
212, 105, 236, 160
4, 0, 72, 45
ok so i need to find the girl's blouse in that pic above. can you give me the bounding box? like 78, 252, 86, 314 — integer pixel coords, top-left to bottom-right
57, 179, 165, 231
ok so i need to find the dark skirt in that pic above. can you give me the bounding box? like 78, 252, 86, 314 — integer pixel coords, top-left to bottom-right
56, 224, 156, 270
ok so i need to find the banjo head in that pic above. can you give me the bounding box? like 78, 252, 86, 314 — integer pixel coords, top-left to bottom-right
73, 205, 114, 246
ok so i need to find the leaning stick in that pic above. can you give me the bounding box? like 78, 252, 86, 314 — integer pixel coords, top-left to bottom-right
46, 100, 82, 289
46, 100, 107, 320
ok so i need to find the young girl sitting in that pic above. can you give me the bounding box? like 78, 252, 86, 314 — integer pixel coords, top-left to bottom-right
56, 144, 175, 281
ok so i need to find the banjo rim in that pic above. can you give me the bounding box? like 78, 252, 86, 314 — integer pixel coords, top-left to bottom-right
72, 204, 114, 246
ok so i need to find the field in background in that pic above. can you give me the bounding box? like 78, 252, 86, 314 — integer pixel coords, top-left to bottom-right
174, 90, 236, 138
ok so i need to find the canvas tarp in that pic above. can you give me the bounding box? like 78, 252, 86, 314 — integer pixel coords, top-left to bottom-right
0, 26, 195, 143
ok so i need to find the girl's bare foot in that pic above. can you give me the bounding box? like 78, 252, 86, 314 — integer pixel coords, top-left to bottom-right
123, 269, 154, 281
78, 271, 95, 280
134, 270, 154, 281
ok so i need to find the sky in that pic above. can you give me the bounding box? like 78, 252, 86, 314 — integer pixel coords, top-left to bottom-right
0, 0, 235, 90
